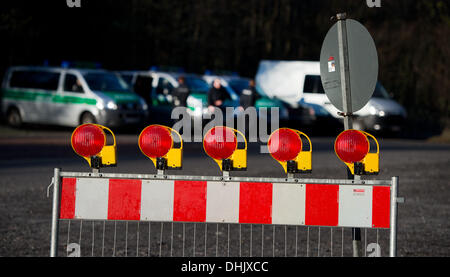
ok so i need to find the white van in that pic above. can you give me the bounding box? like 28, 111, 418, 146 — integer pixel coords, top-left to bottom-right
1, 66, 148, 128
256, 60, 407, 133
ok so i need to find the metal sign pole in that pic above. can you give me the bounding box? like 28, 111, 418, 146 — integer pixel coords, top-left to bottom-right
336, 13, 361, 257
223, 170, 230, 178
336, 13, 353, 129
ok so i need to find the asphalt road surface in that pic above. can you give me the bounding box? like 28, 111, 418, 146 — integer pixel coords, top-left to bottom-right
0, 125, 449, 257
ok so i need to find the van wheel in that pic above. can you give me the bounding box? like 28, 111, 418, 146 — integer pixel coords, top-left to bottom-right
6, 108, 22, 128
80, 112, 96, 125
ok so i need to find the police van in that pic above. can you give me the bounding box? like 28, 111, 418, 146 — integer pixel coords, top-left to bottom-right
202, 74, 290, 121
118, 70, 211, 121
1, 66, 148, 128
256, 60, 407, 133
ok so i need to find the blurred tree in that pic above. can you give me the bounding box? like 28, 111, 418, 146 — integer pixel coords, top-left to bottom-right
0, 0, 448, 136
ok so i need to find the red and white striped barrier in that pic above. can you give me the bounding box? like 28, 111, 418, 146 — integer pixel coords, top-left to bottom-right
60, 177, 391, 228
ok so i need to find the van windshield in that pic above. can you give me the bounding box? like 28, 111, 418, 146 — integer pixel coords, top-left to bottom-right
83, 72, 130, 92
303, 75, 325, 94
184, 76, 210, 94
228, 79, 250, 95
372, 82, 390, 99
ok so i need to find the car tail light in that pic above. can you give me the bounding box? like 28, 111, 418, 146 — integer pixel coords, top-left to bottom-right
334, 129, 369, 164
71, 124, 106, 157
139, 125, 173, 158
268, 128, 302, 162
203, 126, 237, 160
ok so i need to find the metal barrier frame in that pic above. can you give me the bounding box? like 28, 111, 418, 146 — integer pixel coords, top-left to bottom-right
50, 168, 400, 257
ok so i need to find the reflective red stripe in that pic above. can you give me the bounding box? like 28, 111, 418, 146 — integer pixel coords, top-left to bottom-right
60, 178, 76, 219
173, 180, 207, 222
239, 182, 273, 224
305, 184, 339, 226
107, 179, 142, 220
372, 186, 391, 228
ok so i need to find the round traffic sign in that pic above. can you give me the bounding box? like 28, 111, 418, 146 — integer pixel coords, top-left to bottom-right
320, 19, 378, 113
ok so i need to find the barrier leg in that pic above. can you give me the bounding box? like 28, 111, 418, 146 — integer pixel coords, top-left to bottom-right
389, 176, 399, 257
50, 168, 61, 257
350, 170, 362, 257
352, 228, 361, 257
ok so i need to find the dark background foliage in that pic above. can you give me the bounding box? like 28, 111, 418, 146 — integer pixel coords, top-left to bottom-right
1, 0, 449, 137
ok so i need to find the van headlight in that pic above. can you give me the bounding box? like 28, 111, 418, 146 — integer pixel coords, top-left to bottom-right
96, 101, 105, 110
369, 106, 386, 117
369, 106, 378, 115
106, 101, 118, 110
280, 107, 289, 119
187, 96, 202, 108
139, 99, 148, 111
193, 107, 204, 117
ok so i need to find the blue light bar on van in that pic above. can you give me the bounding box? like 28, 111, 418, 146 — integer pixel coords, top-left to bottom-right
61, 61, 70, 68
60, 61, 102, 69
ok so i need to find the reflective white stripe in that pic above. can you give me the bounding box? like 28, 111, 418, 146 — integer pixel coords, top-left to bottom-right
206, 181, 240, 223
272, 183, 306, 225
140, 180, 174, 221
338, 185, 373, 227
75, 178, 109, 220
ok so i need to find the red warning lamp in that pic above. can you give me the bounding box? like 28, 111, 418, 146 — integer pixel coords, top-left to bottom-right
138, 124, 183, 171
267, 128, 312, 174
139, 125, 173, 158
334, 129, 370, 164
203, 126, 247, 172
268, 128, 302, 162
71, 124, 106, 157
71, 124, 116, 170
203, 126, 237, 160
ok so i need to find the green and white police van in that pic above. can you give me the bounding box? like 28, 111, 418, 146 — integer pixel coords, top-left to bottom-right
1, 66, 148, 128
118, 70, 212, 121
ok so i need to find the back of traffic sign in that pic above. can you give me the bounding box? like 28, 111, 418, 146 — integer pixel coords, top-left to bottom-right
320, 18, 378, 113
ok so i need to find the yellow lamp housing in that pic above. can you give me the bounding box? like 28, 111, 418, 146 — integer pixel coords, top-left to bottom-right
217, 129, 247, 172
139, 125, 183, 171
344, 131, 379, 175
275, 130, 312, 174
89, 125, 117, 169
71, 124, 117, 169
204, 127, 247, 172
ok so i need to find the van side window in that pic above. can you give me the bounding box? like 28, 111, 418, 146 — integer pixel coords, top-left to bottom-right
304, 75, 325, 94
64, 74, 84, 93
134, 75, 153, 105
120, 74, 134, 87
9, 70, 60, 91
156, 78, 174, 95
